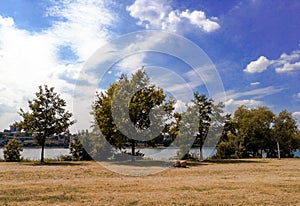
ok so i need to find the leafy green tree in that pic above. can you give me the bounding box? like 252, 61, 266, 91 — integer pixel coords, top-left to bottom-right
191, 93, 213, 160
177, 93, 226, 161
92, 69, 175, 159
272, 110, 300, 158
3, 139, 23, 162
233, 106, 274, 157
15, 85, 74, 164
188, 93, 226, 160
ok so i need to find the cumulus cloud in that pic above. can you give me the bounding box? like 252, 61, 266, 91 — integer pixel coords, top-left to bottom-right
127, 0, 220, 33
243, 56, 270, 73
275, 62, 300, 73
292, 112, 300, 127
0, 1, 115, 131
244, 50, 300, 74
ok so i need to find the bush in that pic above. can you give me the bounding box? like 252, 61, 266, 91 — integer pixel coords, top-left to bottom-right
3, 139, 23, 162
113, 150, 144, 161
59, 154, 73, 161
69, 137, 92, 161
216, 141, 236, 159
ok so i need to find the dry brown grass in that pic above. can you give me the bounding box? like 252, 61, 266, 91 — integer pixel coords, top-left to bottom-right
0, 158, 300, 205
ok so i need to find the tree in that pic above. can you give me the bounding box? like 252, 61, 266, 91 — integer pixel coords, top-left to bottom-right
92, 69, 174, 160
216, 139, 236, 159
77, 128, 113, 161
3, 139, 23, 162
191, 93, 213, 160
15, 85, 74, 164
233, 106, 274, 158
272, 110, 300, 158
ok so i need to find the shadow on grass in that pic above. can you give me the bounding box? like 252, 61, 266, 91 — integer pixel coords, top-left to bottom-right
102, 160, 170, 167
102, 160, 211, 168
186, 161, 210, 167
202, 159, 269, 164
19, 161, 89, 166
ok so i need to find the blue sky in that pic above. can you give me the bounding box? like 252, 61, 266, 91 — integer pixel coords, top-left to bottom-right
0, 0, 299, 131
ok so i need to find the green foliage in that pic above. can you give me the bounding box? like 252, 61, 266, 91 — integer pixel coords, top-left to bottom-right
3, 139, 23, 162
216, 140, 236, 159
272, 110, 300, 157
15, 85, 74, 163
217, 106, 300, 159
232, 106, 275, 157
69, 136, 92, 161
77, 129, 113, 161
92, 69, 175, 157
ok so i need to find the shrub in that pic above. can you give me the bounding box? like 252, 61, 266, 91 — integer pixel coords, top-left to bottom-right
216, 141, 236, 159
69, 137, 92, 161
3, 139, 23, 162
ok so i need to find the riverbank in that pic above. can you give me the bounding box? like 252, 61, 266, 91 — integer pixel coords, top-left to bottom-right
0, 158, 300, 205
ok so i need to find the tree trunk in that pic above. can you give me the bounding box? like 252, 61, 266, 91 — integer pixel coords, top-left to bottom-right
277, 141, 281, 160
40, 136, 46, 164
199, 146, 203, 161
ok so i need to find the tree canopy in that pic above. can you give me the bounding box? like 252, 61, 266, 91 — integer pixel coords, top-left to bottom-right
92, 69, 175, 160
216, 106, 300, 159
15, 85, 74, 163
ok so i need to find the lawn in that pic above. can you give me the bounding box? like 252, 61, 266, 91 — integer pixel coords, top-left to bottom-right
0, 159, 300, 205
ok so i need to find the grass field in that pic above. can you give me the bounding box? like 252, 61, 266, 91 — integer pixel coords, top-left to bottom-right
0, 158, 300, 205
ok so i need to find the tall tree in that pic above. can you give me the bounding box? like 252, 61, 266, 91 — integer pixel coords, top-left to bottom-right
186, 92, 226, 160
272, 110, 300, 158
233, 106, 275, 157
92, 69, 174, 159
15, 85, 74, 163
192, 92, 213, 160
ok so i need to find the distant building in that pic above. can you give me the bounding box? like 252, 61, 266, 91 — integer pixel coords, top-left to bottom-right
10, 125, 18, 132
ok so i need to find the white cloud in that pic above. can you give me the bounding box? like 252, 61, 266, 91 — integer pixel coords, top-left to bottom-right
292, 112, 300, 127
250, 82, 260, 86
225, 98, 263, 114
226, 86, 284, 100
223, 86, 285, 114
127, 0, 220, 33
275, 62, 300, 73
116, 53, 146, 74
244, 50, 300, 74
126, 0, 172, 29
243, 56, 270, 73
180, 10, 220, 32
0, 1, 116, 131
226, 98, 262, 107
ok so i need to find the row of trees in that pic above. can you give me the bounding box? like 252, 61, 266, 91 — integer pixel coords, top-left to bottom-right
91, 69, 227, 161
217, 106, 300, 159
12, 69, 300, 163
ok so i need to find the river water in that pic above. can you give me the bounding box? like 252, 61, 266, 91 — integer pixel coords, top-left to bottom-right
0, 147, 215, 160
0, 148, 70, 160
0, 148, 299, 160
